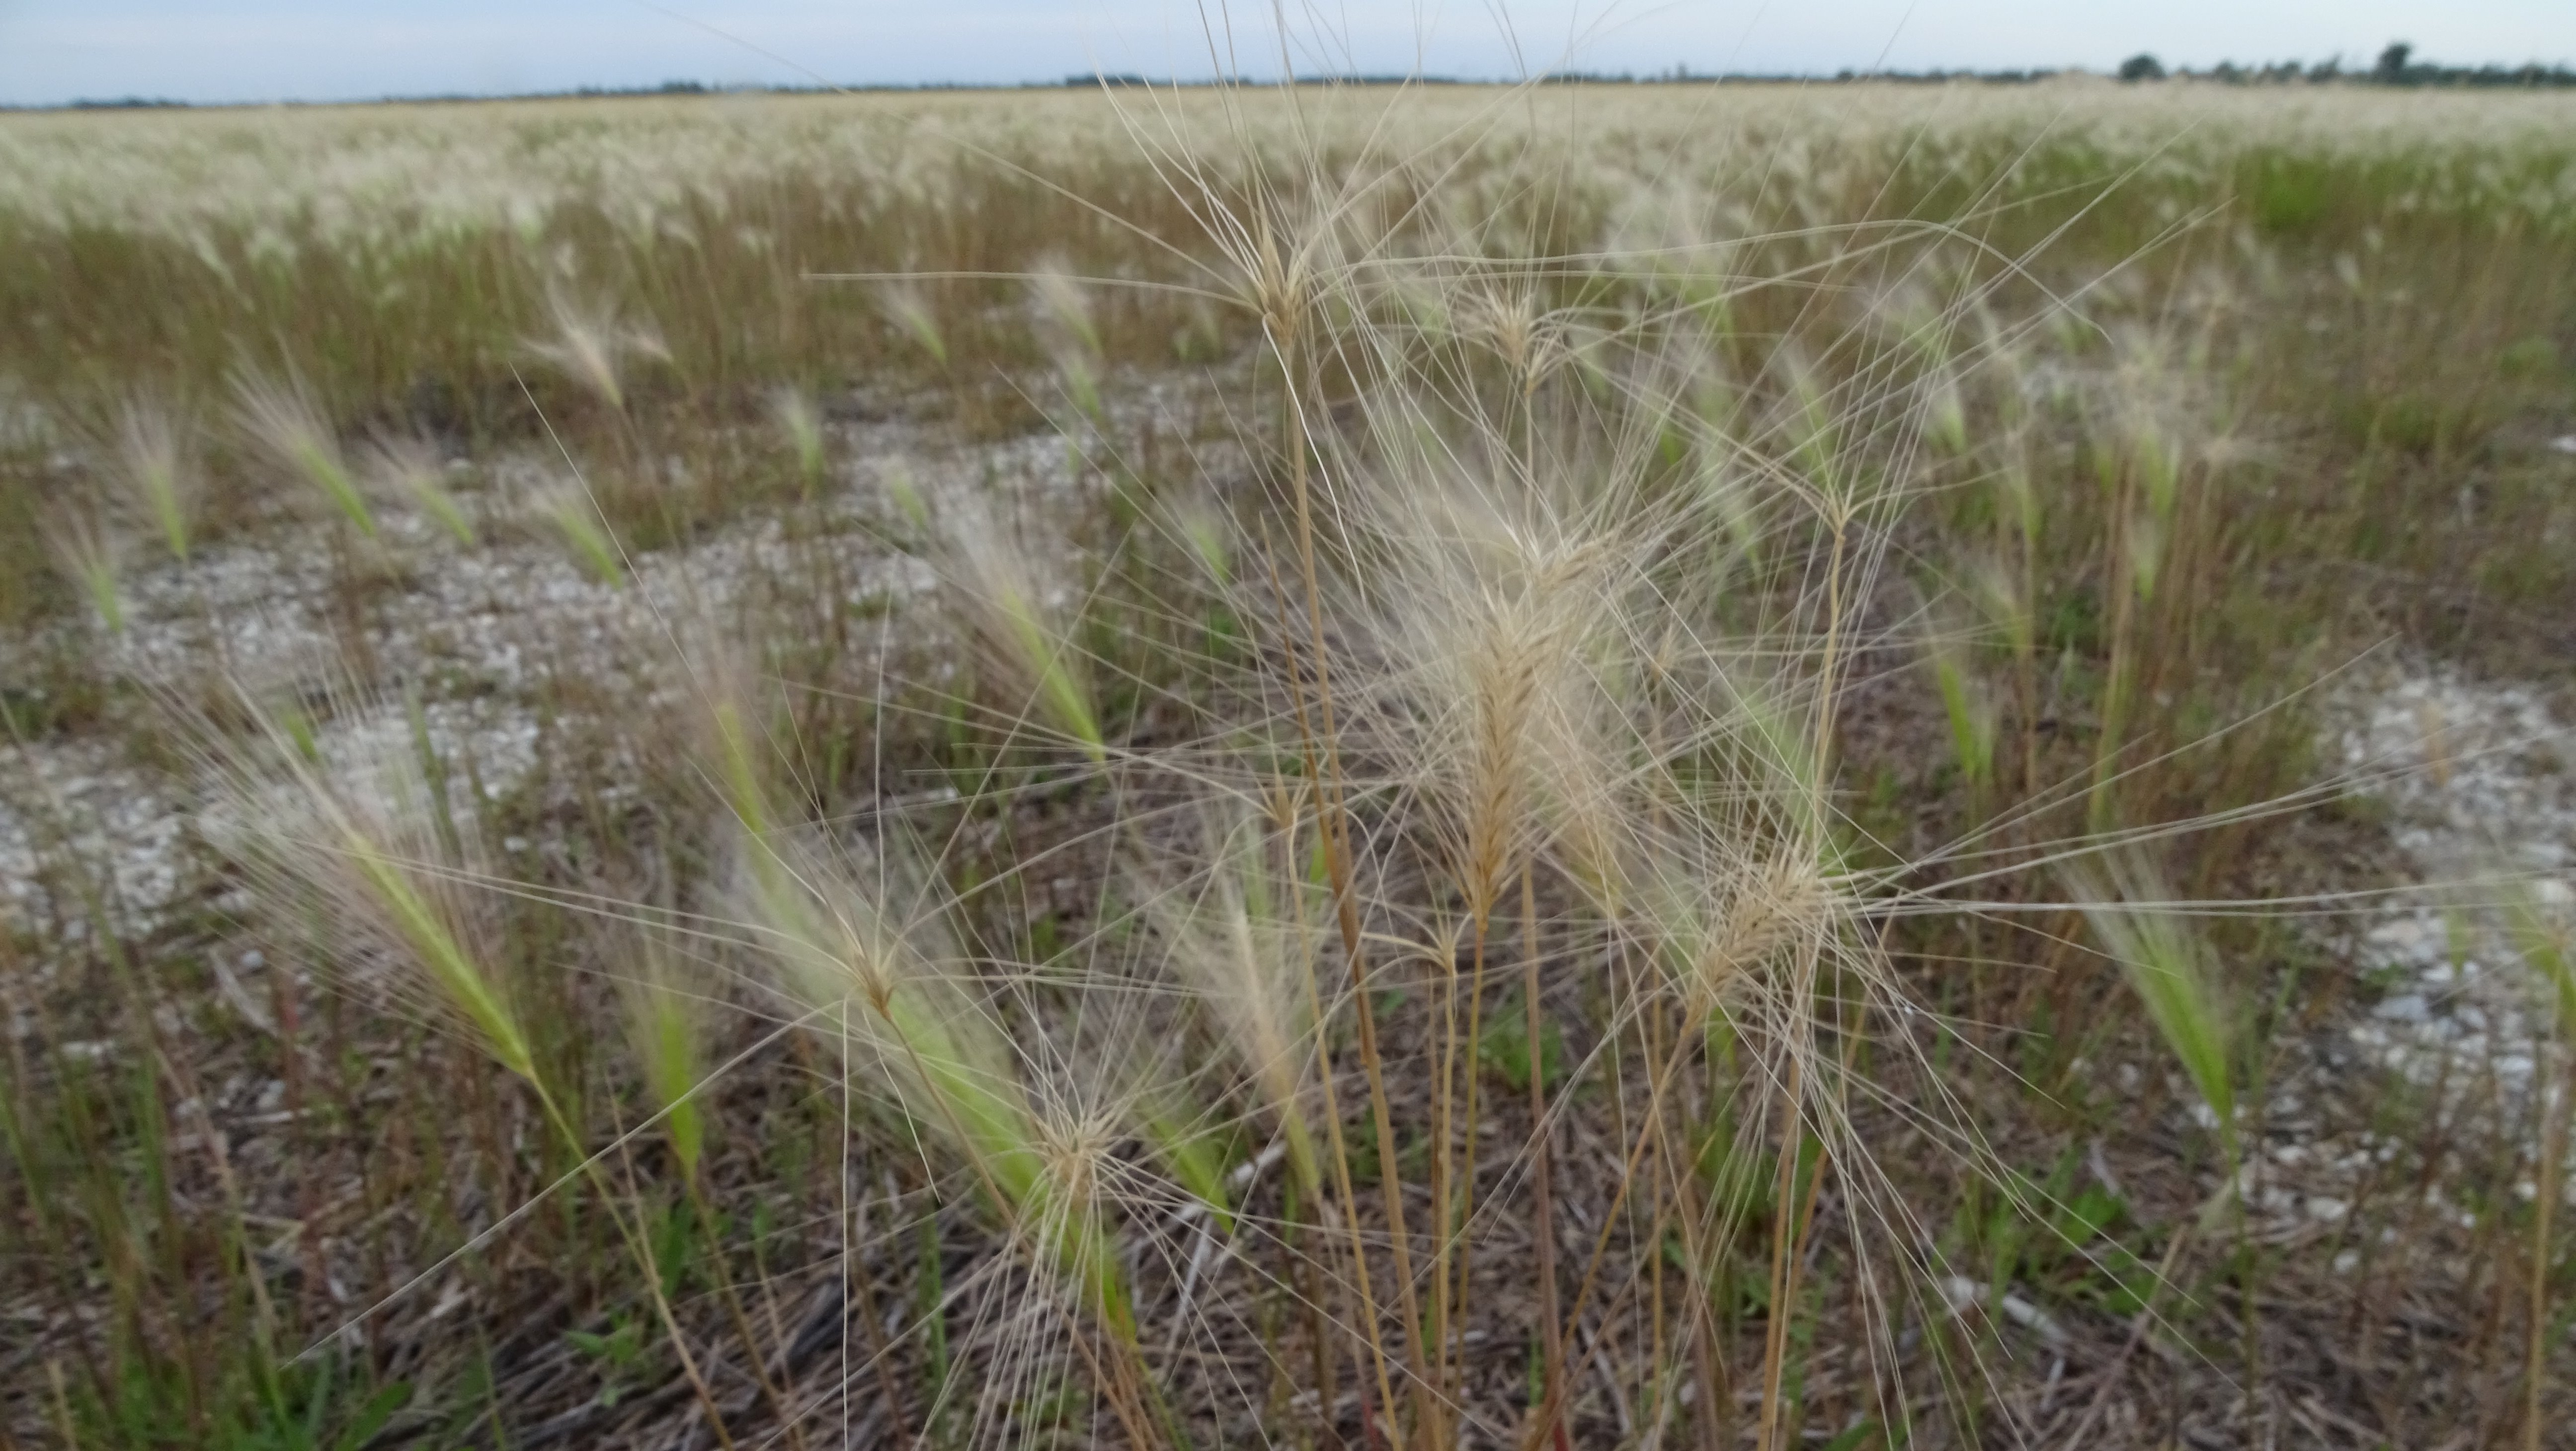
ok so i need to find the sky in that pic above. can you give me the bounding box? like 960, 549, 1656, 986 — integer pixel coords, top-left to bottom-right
1, 0, 2571, 108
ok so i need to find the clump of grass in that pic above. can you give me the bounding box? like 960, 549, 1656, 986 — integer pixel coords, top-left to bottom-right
18, 71, 2574, 1451
1923, 601, 2001, 811
1357, 480, 1626, 1420
618, 934, 710, 1180
203, 689, 745, 1444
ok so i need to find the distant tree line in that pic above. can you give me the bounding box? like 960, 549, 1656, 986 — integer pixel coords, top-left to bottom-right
33, 42, 2576, 113
2118, 42, 2576, 88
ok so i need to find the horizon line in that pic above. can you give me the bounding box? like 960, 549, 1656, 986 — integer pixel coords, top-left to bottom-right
18, 54, 2576, 114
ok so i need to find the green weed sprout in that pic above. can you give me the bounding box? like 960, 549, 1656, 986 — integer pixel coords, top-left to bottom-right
621, 946, 708, 1178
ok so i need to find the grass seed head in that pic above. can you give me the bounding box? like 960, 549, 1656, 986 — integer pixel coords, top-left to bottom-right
530, 481, 625, 586
232, 368, 376, 537
2071, 858, 2237, 1160
771, 388, 827, 491
1373, 483, 1619, 917
362, 432, 476, 545
1141, 804, 1323, 1189
1464, 283, 1568, 396
618, 933, 711, 1177
2503, 881, 2576, 1041
111, 393, 198, 565
528, 292, 667, 411
211, 692, 538, 1087
732, 823, 1137, 1308
932, 492, 1106, 762
875, 282, 948, 366
43, 506, 125, 635
1029, 257, 1102, 356
1657, 849, 1834, 1017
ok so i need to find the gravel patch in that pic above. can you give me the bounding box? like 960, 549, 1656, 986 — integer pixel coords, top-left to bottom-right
2209, 663, 2576, 1247
0, 415, 1097, 941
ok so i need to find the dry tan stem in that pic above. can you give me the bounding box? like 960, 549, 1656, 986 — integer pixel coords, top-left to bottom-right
1523, 985, 1713, 1451
1754, 500, 1855, 1451
574, 1094, 741, 1451
1452, 917, 1492, 1400
1261, 533, 1405, 1438
684, 1169, 809, 1451
1522, 861, 1568, 1449
2528, 1042, 2574, 1451
1275, 325, 1437, 1448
